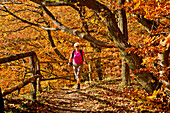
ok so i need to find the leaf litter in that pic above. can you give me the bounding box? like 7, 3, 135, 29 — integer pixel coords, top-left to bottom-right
3, 77, 170, 112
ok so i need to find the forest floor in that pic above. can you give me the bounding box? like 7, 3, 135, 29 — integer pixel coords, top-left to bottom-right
4, 76, 170, 113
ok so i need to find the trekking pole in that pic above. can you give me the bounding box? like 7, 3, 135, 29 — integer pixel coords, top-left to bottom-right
85, 62, 88, 79
85, 61, 90, 84
69, 65, 71, 87
88, 61, 92, 83
67, 63, 70, 87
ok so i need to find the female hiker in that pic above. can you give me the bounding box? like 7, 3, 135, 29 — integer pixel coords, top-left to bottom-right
68, 42, 86, 89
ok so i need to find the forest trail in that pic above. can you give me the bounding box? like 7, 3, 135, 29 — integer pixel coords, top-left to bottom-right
4, 77, 170, 112
38, 78, 135, 112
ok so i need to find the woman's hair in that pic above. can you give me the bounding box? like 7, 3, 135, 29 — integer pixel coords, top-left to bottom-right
74, 42, 80, 47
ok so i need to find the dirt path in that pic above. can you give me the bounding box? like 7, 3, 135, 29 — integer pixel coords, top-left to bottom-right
38, 79, 140, 112
4, 78, 169, 112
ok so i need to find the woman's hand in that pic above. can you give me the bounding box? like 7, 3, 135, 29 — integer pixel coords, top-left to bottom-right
68, 62, 71, 66
83, 61, 86, 65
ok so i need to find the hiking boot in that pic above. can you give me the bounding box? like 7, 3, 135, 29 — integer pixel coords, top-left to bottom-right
76, 83, 80, 89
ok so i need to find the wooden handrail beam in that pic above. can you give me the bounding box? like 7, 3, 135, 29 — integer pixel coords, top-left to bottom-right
2, 75, 41, 97
0, 51, 36, 64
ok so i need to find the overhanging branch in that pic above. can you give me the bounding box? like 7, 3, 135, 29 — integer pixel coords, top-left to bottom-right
41, 5, 114, 48
1, 5, 59, 31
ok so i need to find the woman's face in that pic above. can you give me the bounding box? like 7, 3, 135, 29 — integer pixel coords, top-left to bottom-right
75, 45, 80, 50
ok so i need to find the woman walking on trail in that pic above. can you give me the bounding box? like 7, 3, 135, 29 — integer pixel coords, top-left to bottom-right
68, 42, 86, 89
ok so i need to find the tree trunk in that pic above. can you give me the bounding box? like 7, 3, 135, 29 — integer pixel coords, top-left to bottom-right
0, 88, 4, 113
46, 24, 67, 60
136, 15, 158, 33
118, 0, 130, 86
91, 43, 103, 80
121, 56, 130, 85
158, 47, 170, 85
158, 48, 169, 75
88, 0, 159, 93
95, 58, 102, 80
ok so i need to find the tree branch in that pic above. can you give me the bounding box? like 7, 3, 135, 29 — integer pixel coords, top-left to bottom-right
0, 5, 59, 31
30, 0, 73, 6
1, 26, 31, 32
30, 0, 122, 38
41, 5, 114, 48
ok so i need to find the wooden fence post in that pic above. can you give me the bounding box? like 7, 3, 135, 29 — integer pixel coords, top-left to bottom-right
29, 55, 37, 101
35, 55, 42, 94
0, 88, 4, 113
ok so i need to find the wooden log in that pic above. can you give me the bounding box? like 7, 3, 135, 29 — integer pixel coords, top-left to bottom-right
0, 51, 36, 64
41, 75, 75, 81
2, 75, 41, 97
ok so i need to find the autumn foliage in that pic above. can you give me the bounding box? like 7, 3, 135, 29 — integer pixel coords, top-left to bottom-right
0, 0, 169, 112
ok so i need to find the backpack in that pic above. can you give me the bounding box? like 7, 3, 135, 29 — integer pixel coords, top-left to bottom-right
72, 50, 84, 61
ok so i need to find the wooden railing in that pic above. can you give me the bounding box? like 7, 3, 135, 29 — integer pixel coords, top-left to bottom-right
0, 51, 41, 101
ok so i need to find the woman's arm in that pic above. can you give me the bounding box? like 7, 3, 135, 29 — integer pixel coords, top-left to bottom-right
83, 52, 86, 64
68, 54, 73, 65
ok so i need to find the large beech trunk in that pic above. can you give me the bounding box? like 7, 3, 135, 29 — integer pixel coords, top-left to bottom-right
76, 0, 160, 93
121, 57, 130, 85
118, 0, 130, 85
118, 43, 159, 93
